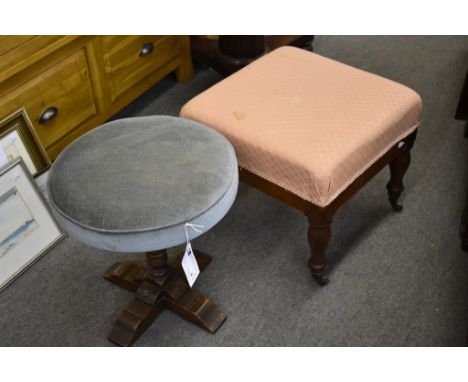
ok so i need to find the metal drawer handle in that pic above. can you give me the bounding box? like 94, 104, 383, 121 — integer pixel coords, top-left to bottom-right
139, 42, 154, 57
38, 106, 58, 124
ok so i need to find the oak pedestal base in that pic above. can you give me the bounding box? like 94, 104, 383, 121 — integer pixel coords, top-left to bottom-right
103, 249, 226, 346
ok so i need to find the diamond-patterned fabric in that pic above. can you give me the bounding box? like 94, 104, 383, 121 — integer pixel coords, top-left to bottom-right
180, 47, 422, 207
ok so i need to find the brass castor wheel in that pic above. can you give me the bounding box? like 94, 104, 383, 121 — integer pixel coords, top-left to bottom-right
389, 199, 403, 212
312, 272, 330, 286
386, 183, 404, 213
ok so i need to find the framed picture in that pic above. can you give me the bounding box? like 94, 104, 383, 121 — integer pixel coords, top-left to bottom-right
0, 108, 50, 176
0, 158, 64, 292
34, 165, 52, 201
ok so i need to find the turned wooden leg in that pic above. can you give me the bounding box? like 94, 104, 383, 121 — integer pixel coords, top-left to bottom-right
306, 208, 334, 286
386, 132, 417, 212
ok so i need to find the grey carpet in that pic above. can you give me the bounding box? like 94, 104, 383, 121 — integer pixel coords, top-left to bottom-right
1, 36, 467, 346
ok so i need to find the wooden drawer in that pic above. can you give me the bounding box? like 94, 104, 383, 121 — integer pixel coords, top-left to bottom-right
102, 36, 181, 101
0, 36, 35, 57
0, 36, 77, 83
0, 49, 96, 148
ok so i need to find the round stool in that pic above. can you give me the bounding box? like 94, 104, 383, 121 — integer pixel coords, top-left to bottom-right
47, 115, 238, 346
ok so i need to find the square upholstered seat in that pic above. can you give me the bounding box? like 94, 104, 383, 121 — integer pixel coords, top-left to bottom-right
181, 47, 422, 207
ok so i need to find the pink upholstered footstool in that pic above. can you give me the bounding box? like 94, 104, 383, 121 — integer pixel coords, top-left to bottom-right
180, 47, 422, 285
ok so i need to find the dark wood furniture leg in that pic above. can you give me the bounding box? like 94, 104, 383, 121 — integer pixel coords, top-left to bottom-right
386, 133, 416, 212
103, 249, 226, 346
306, 207, 334, 286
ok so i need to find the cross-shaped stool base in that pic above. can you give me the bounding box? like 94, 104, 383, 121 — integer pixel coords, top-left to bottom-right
103, 249, 226, 346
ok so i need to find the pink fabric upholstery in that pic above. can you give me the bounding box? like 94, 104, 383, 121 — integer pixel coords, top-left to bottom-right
180, 47, 422, 207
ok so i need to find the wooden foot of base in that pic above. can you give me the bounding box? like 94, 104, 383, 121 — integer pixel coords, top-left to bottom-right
104, 249, 226, 346
108, 287, 165, 346
103, 261, 145, 292
166, 289, 227, 333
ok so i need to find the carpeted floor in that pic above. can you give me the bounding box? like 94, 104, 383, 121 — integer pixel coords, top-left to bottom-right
1, 36, 467, 346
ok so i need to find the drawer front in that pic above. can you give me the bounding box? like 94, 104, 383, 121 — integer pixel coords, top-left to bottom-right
102, 36, 181, 100
0, 49, 97, 148
0, 36, 35, 57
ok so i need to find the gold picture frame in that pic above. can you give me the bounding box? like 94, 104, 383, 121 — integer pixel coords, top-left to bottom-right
0, 108, 50, 176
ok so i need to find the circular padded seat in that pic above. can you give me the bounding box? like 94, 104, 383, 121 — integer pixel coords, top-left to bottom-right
48, 115, 238, 252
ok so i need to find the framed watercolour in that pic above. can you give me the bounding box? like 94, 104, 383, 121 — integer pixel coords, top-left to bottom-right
0, 108, 50, 176
0, 158, 63, 292
34, 165, 51, 201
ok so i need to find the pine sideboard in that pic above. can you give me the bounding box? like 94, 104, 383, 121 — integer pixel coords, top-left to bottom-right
0, 36, 193, 160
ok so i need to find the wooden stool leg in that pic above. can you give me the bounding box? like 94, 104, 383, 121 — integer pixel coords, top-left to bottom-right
386, 132, 417, 212
306, 208, 333, 286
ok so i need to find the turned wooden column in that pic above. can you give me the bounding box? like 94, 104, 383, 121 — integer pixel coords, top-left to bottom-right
145, 249, 171, 285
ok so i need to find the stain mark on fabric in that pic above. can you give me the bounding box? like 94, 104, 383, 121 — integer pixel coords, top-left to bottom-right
233, 111, 247, 120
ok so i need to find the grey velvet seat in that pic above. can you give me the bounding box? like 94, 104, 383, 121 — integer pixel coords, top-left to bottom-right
47, 115, 238, 252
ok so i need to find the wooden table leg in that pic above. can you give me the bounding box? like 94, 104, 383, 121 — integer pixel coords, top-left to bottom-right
104, 249, 226, 346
